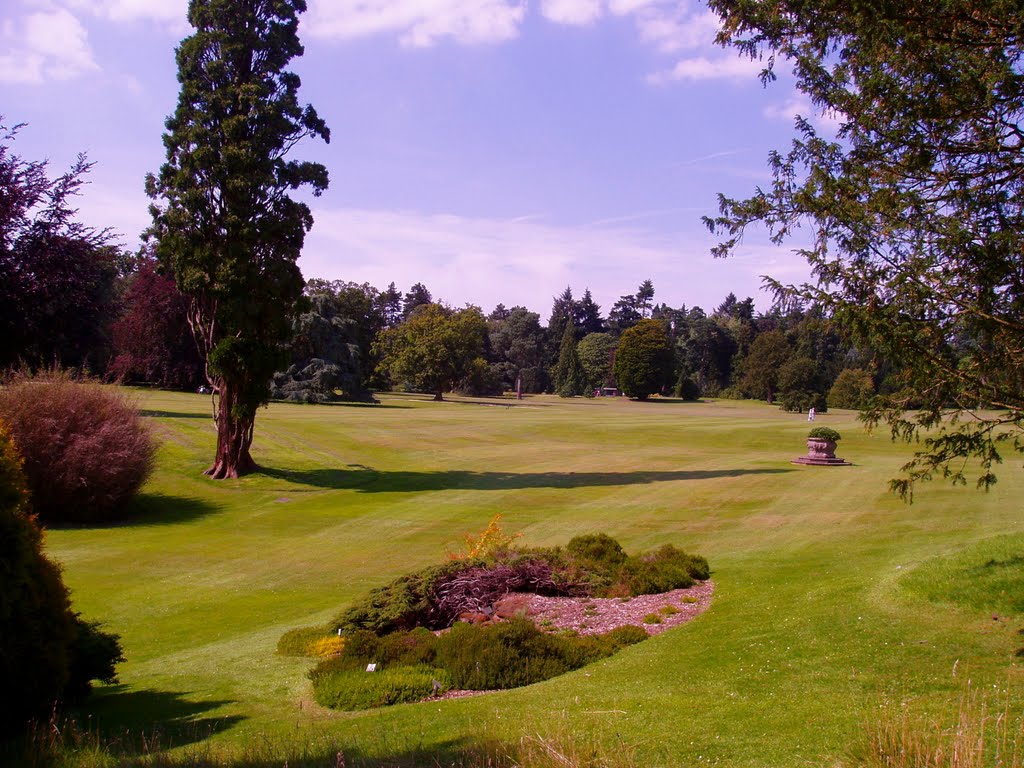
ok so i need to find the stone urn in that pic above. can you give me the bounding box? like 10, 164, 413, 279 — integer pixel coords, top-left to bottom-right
806, 436, 837, 460
793, 427, 850, 466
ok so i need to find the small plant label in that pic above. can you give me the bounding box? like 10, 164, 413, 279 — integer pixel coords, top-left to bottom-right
366, 663, 376, 672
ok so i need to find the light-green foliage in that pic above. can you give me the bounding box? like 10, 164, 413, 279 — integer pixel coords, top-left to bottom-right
311, 664, 449, 711
43, 389, 1024, 766
577, 332, 617, 392
828, 368, 875, 410
373, 304, 487, 400
612, 319, 674, 400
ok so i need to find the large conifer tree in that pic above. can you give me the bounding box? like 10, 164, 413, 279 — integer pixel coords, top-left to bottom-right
147, 0, 329, 478
705, 0, 1024, 496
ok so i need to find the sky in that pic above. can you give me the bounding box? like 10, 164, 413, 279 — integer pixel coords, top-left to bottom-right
0, 0, 831, 319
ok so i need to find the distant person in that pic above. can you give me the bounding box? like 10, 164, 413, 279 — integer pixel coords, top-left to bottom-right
808, 407, 816, 422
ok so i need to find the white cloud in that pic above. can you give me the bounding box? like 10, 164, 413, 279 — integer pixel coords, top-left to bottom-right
764, 93, 843, 131
647, 53, 763, 84
631, 6, 719, 54
304, 0, 526, 47
607, 0, 662, 14
541, 0, 604, 26
65, 0, 188, 27
299, 206, 810, 313
0, 8, 98, 83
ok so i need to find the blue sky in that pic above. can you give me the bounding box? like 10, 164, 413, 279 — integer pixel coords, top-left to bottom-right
1, 0, 829, 318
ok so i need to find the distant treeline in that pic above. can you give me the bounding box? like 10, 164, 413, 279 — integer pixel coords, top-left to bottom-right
3, 229, 889, 411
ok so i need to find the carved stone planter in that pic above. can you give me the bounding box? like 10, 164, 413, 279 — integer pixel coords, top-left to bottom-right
792, 437, 851, 466
807, 437, 836, 459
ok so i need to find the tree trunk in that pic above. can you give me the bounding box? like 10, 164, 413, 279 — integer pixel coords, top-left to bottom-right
205, 379, 258, 479
433, 391, 444, 401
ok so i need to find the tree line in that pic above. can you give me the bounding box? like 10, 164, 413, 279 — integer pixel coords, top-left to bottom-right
0, 164, 885, 414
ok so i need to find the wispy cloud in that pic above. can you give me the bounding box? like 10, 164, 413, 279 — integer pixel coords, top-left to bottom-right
629, 6, 720, 54
763, 92, 844, 132
647, 53, 763, 84
300, 206, 810, 312
304, 0, 526, 47
540, 0, 604, 26
65, 0, 188, 28
671, 149, 747, 168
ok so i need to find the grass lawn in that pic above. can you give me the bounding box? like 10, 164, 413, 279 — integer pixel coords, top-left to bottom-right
46, 390, 1024, 766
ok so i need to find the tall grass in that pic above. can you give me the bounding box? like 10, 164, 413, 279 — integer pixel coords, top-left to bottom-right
851, 682, 1023, 768
12, 712, 638, 768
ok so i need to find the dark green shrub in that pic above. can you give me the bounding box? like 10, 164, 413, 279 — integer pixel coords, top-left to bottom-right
333, 559, 485, 635
675, 374, 701, 401
0, 422, 120, 733
808, 426, 842, 442
0, 370, 156, 524
311, 664, 449, 711
435, 618, 615, 690
65, 617, 124, 702
330, 627, 439, 669
604, 625, 649, 648
376, 627, 438, 666
617, 545, 709, 596
0, 421, 75, 735
566, 534, 627, 568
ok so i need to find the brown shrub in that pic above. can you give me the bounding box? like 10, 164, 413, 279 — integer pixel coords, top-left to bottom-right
0, 369, 156, 524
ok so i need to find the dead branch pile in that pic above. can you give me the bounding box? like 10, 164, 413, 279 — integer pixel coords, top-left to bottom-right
429, 560, 584, 627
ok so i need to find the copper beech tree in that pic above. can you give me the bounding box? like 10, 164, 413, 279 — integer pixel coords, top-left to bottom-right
147, 0, 329, 478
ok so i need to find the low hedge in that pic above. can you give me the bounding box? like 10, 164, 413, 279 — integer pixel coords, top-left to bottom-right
311, 664, 449, 711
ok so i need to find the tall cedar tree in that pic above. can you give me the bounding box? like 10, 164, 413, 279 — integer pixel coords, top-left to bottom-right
147, 0, 329, 478
705, 0, 1024, 497
554, 323, 587, 397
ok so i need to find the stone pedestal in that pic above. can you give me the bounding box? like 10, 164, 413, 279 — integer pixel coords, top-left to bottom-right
792, 437, 852, 466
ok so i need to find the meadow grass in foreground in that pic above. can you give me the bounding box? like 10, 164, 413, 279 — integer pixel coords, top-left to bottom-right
34, 391, 1024, 766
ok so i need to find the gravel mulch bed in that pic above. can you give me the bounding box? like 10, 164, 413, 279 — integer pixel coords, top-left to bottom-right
523, 579, 715, 636
431, 580, 714, 701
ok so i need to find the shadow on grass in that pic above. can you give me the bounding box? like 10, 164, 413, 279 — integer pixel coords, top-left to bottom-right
14, 731, 566, 768
260, 465, 792, 492
627, 397, 708, 405
44, 494, 222, 530
71, 686, 244, 749
139, 408, 211, 419
114, 493, 222, 528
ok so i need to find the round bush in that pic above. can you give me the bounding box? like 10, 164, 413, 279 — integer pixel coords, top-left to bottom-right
566, 533, 627, 567
0, 370, 156, 524
808, 426, 842, 442
617, 545, 709, 596
604, 625, 649, 647
0, 421, 76, 735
